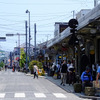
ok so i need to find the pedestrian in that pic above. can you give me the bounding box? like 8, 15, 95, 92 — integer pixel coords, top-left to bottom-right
81, 66, 93, 92
60, 60, 67, 86
51, 63, 55, 76
67, 60, 71, 68
92, 63, 96, 80
5, 64, 8, 71
56, 63, 61, 79
12, 64, 15, 72
66, 60, 71, 83
96, 61, 100, 84
68, 64, 75, 85
96, 61, 99, 70
33, 64, 38, 79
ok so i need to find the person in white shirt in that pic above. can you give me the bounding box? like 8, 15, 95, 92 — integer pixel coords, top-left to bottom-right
68, 64, 75, 85
92, 63, 96, 80
33, 64, 38, 79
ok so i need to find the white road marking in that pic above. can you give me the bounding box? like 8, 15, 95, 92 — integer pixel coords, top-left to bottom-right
0, 93, 5, 98
34, 93, 46, 98
14, 93, 25, 98
53, 93, 66, 98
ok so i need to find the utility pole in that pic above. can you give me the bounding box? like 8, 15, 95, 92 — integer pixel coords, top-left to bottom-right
26, 10, 31, 63
29, 12, 31, 63
25, 21, 28, 71
17, 33, 20, 60
72, 10, 75, 19
34, 23, 36, 60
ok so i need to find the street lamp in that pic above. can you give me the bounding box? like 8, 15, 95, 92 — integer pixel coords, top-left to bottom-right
26, 10, 31, 63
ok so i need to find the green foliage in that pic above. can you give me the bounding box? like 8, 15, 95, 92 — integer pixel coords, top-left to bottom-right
20, 48, 26, 68
29, 60, 43, 72
0, 61, 4, 67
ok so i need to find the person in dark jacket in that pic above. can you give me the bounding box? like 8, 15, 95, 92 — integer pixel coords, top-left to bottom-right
81, 66, 93, 91
60, 60, 67, 86
5, 64, 8, 71
68, 64, 75, 85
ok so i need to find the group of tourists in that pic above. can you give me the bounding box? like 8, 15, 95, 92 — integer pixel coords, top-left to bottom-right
60, 60, 75, 86
49, 60, 75, 86
46, 59, 100, 93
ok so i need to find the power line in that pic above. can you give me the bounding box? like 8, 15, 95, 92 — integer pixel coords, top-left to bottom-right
37, 15, 72, 27
0, 23, 24, 26
0, 18, 24, 23
37, 31, 53, 32
0, 1, 92, 5
0, 11, 70, 17
0, 26, 25, 32
32, 14, 67, 22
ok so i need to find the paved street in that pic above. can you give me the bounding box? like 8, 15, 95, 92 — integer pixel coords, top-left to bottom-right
0, 69, 92, 100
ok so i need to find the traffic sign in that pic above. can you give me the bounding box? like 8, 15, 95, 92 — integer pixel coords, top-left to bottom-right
0, 37, 6, 41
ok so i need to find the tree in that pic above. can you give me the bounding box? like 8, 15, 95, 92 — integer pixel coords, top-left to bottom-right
29, 60, 43, 74
20, 48, 26, 68
0, 61, 4, 68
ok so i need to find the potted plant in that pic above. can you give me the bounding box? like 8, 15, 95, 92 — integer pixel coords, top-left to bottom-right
29, 60, 43, 74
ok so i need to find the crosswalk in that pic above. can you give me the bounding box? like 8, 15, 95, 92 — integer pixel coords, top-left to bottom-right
0, 92, 67, 99
0, 93, 5, 98
0, 70, 92, 100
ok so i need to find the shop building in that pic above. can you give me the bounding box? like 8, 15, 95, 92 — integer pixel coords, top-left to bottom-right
47, 3, 100, 75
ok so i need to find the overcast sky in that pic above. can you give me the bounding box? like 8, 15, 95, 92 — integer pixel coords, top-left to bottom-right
0, 0, 95, 51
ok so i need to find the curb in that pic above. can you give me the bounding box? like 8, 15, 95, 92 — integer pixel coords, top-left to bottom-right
45, 76, 100, 99
80, 95, 100, 99
25, 73, 45, 78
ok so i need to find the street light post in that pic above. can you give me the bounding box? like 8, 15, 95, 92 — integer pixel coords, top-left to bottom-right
25, 21, 28, 71
26, 10, 31, 63
34, 23, 36, 60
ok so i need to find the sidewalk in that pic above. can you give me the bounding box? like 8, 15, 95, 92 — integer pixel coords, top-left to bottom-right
25, 73, 100, 99
45, 75, 100, 99
45, 75, 74, 93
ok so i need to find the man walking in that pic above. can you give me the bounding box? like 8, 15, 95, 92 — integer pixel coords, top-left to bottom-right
5, 64, 8, 71
33, 64, 38, 79
60, 60, 67, 86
